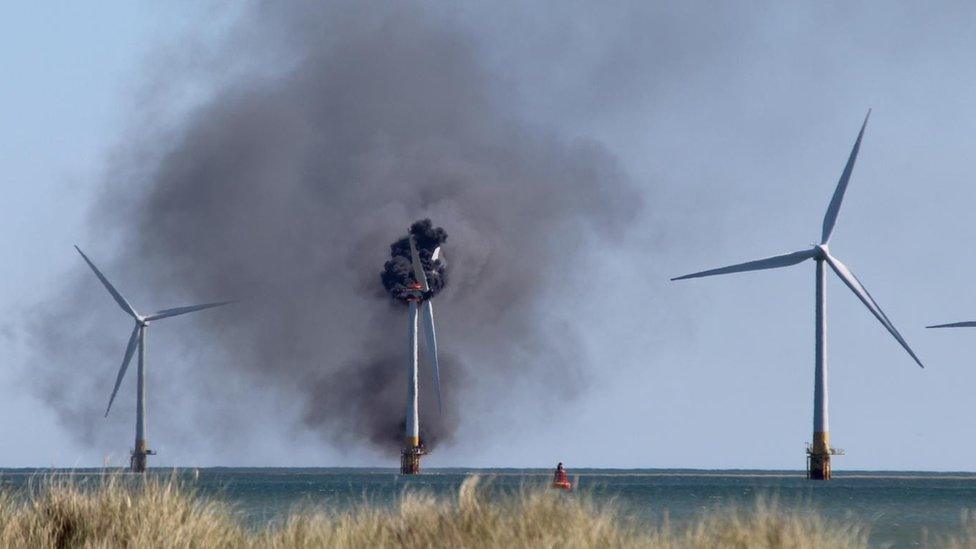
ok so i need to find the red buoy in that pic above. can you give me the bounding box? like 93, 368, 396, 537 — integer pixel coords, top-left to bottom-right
551, 479, 573, 490
551, 462, 573, 490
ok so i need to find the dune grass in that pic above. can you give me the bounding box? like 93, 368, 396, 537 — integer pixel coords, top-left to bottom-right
0, 473, 877, 547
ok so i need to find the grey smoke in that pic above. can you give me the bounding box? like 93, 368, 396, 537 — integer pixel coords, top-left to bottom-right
26, 1, 641, 457
381, 219, 449, 300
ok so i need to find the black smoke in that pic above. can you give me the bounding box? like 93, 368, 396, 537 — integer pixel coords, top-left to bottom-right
381, 219, 448, 300
24, 1, 641, 460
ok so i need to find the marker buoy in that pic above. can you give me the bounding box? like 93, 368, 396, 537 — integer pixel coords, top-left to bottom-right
551, 463, 572, 490
551, 479, 573, 490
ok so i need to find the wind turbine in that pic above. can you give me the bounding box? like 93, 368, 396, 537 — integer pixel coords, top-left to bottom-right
75, 246, 231, 472
398, 234, 443, 474
671, 111, 923, 480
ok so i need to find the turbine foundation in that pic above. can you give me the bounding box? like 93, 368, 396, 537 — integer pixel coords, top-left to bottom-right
807, 451, 831, 480
400, 446, 426, 475
806, 433, 843, 480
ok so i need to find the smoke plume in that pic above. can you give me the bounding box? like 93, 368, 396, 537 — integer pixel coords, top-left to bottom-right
25, 1, 642, 459
381, 219, 449, 300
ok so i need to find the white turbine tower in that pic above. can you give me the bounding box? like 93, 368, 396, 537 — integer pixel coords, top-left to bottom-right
399, 234, 443, 474
671, 111, 923, 480
75, 246, 231, 472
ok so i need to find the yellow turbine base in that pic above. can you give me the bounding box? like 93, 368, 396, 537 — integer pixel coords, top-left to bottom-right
811, 431, 830, 454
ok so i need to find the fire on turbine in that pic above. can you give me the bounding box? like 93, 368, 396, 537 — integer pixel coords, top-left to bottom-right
381, 219, 448, 301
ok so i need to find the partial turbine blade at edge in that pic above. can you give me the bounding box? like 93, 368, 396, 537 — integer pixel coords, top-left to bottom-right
824, 253, 924, 368
927, 321, 976, 329
821, 109, 871, 244
671, 249, 816, 281
74, 246, 139, 319
145, 301, 233, 321
421, 300, 442, 413
106, 324, 140, 417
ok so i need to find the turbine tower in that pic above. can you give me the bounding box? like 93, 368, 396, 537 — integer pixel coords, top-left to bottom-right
671, 111, 923, 480
398, 234, 443, 475
75, 246, 231, 472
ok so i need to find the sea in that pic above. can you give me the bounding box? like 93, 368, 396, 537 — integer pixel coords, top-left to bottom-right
2, 468, 974, 547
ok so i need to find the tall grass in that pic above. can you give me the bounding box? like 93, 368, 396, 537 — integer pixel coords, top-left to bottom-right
0, 473, 875, 548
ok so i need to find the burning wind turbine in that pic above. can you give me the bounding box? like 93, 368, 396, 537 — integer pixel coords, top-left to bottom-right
671, 111, 923, 480
75, 246, 231, 472
381, 220, 448, 474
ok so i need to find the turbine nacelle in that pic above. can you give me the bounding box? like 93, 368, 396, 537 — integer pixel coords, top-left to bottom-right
398, 280, 426, 302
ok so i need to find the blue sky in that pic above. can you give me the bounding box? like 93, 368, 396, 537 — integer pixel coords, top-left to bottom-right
3, 2, 976, 470
0, 2, 180, 466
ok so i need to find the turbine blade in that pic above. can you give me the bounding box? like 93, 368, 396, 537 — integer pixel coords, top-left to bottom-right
671, 249, 815, 281
927, 321, 976, 329
824, 253, 924, 368
821, 109, 871, 244
106, 324, 140, 417
421, 300, 442, 413
75, 246, 139, 319
409, 235, 430, 292
145, 301, 233, 321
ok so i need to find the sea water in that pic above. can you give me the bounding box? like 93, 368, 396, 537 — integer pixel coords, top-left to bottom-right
2, 468, 974, 547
